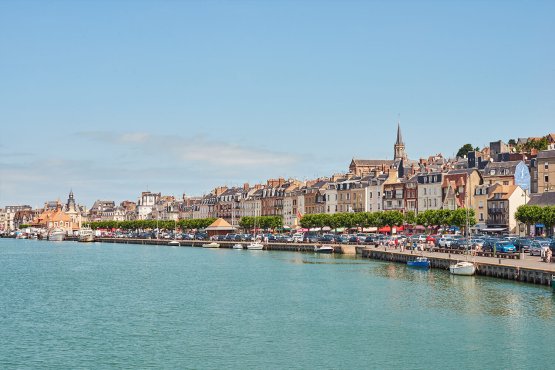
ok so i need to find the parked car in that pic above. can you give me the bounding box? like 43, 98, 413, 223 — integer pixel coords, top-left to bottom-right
319, 234, 335, 243
514, 238, 533, 252
304, 234, 320, 243
451, 238, 472, 250
364, 235, 378, 245
411, 234, 427, 243
470, 238, 485, 249
426, 234, 438, 244
529, 241, 543, 256
438, 236, 455, 248
292, 233, 304, 243
494, 241, 517, 253
334, 235, 349, 244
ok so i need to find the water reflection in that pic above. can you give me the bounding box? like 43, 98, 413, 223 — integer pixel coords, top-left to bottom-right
357, 260, 554, 320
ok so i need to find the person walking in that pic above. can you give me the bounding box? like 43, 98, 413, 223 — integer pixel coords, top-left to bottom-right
546, 247, 552, 263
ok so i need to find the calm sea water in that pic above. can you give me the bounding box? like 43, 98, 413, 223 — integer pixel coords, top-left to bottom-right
1, 239, 553, 369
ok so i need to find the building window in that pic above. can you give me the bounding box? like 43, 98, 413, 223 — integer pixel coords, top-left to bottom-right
503, 181, 509, 185
545, 162, 549, 170
545, 175, 549, 183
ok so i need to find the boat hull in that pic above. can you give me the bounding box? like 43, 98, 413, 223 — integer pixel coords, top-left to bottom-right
48, 232, 65, 242
315, 246, 334, 254
202, 243, 220, 248
246, 243, 264, 250
407, 261, 430, 268
449, 262, 476, 276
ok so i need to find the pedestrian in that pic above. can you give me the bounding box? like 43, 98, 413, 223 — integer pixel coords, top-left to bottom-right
546, 248, 552, 263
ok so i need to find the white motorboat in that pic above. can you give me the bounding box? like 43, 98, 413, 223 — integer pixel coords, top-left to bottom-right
168, 240, 180, 246
314, 245, 334, 254
202, 242, 220, 248
48, 228, 65, 242
232, 243, 244, 250
246, 242, 264, 250
449, 261, 476, 276
78, 227, 95, 242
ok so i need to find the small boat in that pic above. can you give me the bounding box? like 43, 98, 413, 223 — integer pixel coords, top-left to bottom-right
551, 275, 555, 292
449, 261, 476, 276
78, 227, 95, 242
246, 242, 264, 250
48, 228, 65, 242
202, 242, 220, 248
232, 244, 244, 250
314, 245, 334, 254
168, 240, 180, 246
407, 256, 430, 269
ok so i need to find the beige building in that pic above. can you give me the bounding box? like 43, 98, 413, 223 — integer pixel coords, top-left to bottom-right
486, 184, 526, 233
536, 150, 555, 192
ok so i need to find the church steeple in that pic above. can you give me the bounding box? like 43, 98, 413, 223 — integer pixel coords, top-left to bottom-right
396, 121, 403, 145
393, 120, 407, 161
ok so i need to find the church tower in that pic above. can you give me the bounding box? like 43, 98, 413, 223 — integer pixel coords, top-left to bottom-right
393, 121, 407, 161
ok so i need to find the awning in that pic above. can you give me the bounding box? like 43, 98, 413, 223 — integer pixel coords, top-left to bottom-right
480, 227, 507, 232
379, 226, 404, 233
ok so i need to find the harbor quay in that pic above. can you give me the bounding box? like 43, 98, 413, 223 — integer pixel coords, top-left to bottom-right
360, 247, 555, 286
75, 237, 555, 286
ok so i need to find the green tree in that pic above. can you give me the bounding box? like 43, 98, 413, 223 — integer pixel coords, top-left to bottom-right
404, 211, 416, 225
456, 143, 475, 158
523, 137, 548, 152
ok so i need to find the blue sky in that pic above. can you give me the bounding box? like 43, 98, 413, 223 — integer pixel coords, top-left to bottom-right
1, 0, 554, 208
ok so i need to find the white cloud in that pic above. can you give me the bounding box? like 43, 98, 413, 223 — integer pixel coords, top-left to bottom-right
81, 131, 299, 169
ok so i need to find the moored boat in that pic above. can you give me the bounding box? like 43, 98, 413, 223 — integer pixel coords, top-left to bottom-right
48, 228, 65, 241
168, 240, 180, 246
246, 242, 264, 250
407, 256, 430, 269
449, 261, 476, 276
202, 242, 220, 248
314, 245, 334, 254
232, 243, 244, 250
78, 227, 95, 242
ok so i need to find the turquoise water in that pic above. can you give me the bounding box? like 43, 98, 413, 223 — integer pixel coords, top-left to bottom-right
1, 239, 553, 369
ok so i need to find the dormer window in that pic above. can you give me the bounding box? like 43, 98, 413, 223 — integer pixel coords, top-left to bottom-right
490, 170, 496, 175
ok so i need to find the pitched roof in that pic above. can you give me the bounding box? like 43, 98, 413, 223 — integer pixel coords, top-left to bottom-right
351, 159, 394, 166
527, 192, 555, 206
487, 184, 518, 200
537, 150, 555, 159
205, 218, 236, 231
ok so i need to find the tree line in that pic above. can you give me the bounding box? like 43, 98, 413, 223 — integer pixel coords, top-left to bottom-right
85, 218, 217, 231
298, 209, 476, 232
238, 216, 283, 230
515, 205, 555, 235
